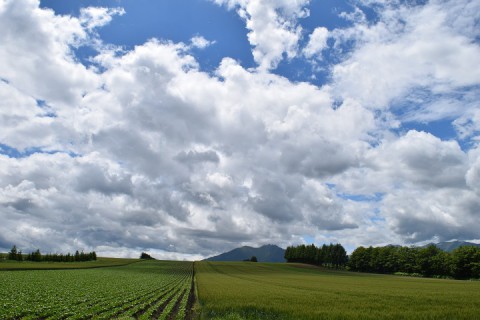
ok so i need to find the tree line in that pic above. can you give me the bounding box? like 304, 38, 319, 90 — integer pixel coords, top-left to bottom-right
284, 243, 348, 268
6, 245, 97, 262
348, 244, 480, 279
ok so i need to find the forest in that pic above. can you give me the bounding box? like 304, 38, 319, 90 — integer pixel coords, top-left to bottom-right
285, 243, 480, 279
284, 243, 348, 268
348, 244, 480, 279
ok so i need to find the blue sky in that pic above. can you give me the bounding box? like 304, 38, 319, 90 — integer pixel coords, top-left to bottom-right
38, 0, 363, 81
38, 0, 468, 143
41, 0, 256, 71
1, 0, 479, 258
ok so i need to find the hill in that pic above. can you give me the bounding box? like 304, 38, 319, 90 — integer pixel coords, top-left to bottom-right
427, 240, 480, 252
383, 241, 480, 252
205, 244, 285, 262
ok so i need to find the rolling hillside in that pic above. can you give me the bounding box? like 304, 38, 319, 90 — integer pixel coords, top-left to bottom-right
429, 241, 480, 252
205, 244, 285, 262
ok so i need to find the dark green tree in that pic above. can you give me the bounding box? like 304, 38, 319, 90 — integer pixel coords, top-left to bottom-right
140, 252, 154, 259
416, 245, 452, 277
451, 246, 480, 279
32, 249, 42, 262
16, 250, 23, 261
7, 245, 18, 261
332, 243, 348, 268
285, 243, 348, 268
284, 246, 292, 261
348, 246, 370, 271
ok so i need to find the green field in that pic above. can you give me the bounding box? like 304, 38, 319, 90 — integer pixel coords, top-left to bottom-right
0, 257, 140, 270
2, 259, 480, 319
0, 260, 194, 319
196, 261, 480, 320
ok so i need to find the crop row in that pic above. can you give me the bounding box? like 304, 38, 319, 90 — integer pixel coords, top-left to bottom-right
0, 260, 193, 319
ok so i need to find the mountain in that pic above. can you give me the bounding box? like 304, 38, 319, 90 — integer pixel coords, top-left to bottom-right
428, 241, 480, 252
385, 241, 480, 252
205, 244, 286, 262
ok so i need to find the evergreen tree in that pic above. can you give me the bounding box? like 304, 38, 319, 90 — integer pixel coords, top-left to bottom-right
285, 243, 348, 268
17, 250, 23, 261
8, 245, 18, 261
32, 249, 42, 262
140, 252, 154, 259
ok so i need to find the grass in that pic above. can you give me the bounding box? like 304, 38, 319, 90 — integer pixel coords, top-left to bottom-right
0, 257, 140, 270
195, 261, 480, 319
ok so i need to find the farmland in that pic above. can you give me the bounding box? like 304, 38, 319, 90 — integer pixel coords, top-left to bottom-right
196, 261, 480, 319
0, 260, 194, 319
2, 259, 480, 319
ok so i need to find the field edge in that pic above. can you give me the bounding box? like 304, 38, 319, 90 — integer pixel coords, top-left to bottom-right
0, 257, 141, 271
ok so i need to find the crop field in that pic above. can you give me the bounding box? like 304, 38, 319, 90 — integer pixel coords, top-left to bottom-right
196, 261, 480, 320
0, 257, 140, 270
0, 260, 194, 319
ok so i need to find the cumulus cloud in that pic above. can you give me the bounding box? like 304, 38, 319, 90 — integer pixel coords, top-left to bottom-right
328, 129, 478, 244
331, 0, 480, 109
0, 0, 364, 257
368, 130, 468, 189
466, 148, 480, 194
303, 27, 329, 59
213, 0, 310, 70
0, 82, 59, 150
454, 106, 480, 140
190, 36, 215, 49
79, 7, 125, 30
382, 187, 480, 243
0, 0, 99, 107
1, 0, 479, 258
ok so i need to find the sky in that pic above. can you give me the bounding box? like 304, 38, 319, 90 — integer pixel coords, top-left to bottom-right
0, 0, 479, 260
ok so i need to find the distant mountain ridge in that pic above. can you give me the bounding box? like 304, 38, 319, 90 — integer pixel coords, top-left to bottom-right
383, 241, 480, 252
423, 241, 480, 252
206, 241, 479, 263
205, 244, 286, 262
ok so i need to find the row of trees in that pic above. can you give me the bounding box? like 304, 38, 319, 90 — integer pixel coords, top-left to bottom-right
7, 245, 97, 262
348, 245, 480, 279
284, 243, 348, 268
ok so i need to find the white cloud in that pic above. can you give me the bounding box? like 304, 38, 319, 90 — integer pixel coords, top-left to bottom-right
381, 187, 480, 243
466, 147, 480, 194
1, 0, 479, 258
0, 1, 372, 254
329, 129, 478, 243
213, 0, 310, 70
454, 106, 480, 141
368, 130, 468, 189
0, 0, 99, 107
0, 81, 59, 150
190, 35, 215, 49
331, 0, 480, 109
79, 7, 125, 30
303, 27, 329, 59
